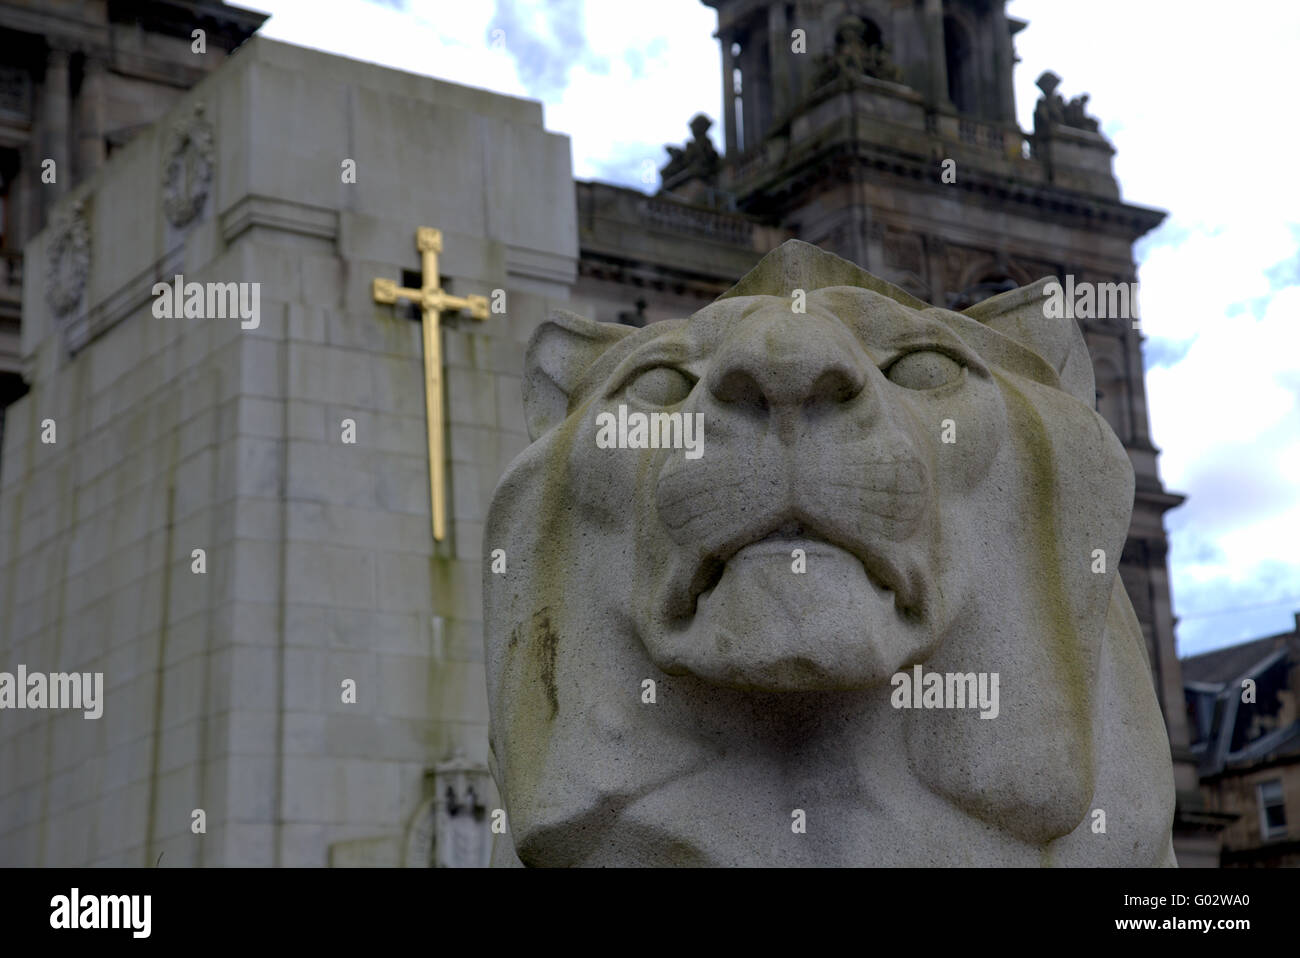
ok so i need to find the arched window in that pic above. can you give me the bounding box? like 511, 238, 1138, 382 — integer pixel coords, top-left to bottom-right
857, 15, 884, 50
731, 41, 744, 153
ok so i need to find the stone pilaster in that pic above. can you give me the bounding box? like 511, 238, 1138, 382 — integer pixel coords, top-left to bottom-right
992, 8, 1017, 123
767, 3, 789, 121
43, 46, 71, 199
923, 0, 949, 109
721, 32, 738, 156
77, 55, 107, 181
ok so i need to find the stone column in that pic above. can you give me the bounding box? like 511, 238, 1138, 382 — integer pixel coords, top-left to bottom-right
923, 0, 949, 109
767, 3, 790, 122
721, 33, 738, 157
740, 34, 758, 153
1123, 300, 1154, 446
1142, 534, 1205, 854
992, 11, 1017, 124
43, 45, 70, 198
16, 142, 37, 246
77, 55, 106, 181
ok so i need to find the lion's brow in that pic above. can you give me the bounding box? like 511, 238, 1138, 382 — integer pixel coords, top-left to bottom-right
690, 294, 970, 360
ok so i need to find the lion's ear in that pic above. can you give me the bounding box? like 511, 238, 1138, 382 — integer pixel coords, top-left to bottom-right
523, 309, 633, 440
962, 278, 1096, 405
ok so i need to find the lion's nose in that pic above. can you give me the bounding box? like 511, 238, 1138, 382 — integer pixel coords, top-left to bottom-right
706, 307, 866, 420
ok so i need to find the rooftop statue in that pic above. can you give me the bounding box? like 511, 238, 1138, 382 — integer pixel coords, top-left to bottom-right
660, 113, 721, 189
1035, 70, 1101, 134
815, 15, 904, 87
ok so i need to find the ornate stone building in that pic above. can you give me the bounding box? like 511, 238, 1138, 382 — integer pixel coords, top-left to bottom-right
567, 0, 1216, 864
0, 0, 266, 448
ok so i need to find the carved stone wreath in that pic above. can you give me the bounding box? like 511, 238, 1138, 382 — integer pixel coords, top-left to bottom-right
44, 201, 90, 317
161, 102, 215, 228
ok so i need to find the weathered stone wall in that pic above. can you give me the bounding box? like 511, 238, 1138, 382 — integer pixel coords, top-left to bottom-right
0, 38, 574, 866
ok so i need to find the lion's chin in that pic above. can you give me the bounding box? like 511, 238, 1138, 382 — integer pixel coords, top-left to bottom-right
642, 538, 933, 692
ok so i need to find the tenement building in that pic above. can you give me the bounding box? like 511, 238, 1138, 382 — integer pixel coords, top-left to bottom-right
1184, 616, 1300, 866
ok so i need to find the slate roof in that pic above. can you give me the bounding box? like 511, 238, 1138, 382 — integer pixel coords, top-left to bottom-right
1181, 620, 1300, 777
1183, 632, 1293, 686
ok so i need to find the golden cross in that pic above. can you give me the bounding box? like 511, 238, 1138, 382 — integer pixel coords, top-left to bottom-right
372, 227, 488, 542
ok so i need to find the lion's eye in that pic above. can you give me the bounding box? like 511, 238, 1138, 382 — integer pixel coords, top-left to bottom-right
886, 350, 963, 390
625, 366, 696, 406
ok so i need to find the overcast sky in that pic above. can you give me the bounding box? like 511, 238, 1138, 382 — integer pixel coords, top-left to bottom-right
248, 0, 1300, 658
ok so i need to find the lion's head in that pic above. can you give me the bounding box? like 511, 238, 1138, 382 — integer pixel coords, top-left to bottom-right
484, 240, 1176, 866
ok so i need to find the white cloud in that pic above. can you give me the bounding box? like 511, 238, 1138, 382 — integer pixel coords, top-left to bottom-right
1147, 285, 1300, 475
254, 0, 530, 98
251, 0, 720, 183
1007, 0, 1300, 656
538, 1, 719, 181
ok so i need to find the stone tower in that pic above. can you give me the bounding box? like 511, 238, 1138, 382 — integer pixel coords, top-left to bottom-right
571, 0, 1217, 863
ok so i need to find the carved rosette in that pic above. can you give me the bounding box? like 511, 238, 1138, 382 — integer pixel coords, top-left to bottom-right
44, 201, 90, 317
161, 102, 215, 228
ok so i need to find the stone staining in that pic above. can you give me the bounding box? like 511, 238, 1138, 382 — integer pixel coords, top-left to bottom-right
484, 240, 1177, 867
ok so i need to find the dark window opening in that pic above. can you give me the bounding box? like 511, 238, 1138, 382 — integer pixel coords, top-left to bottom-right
944, 16, 973, 114
1259, 780, 1287, 840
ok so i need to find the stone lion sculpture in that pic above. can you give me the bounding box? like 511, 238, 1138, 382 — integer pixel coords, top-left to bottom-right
484, 240, 1176, 866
